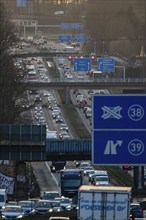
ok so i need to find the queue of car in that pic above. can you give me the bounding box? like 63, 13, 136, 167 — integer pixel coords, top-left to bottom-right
0, 193, 74, 219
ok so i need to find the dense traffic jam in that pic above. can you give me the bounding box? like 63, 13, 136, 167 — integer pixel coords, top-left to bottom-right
3, 40, 145, 220
0, 160, 144, 219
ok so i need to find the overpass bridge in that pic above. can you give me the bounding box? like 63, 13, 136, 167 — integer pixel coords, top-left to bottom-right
0, 139, 91, 161
25, 80, 146, 103
0, 125, 91, 161
26, 79, 146, 90
10, 51, 82, 59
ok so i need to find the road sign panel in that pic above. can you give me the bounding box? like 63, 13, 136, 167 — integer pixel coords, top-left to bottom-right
58, 35, 72, 43
74, 34, 88, 42
16, 0, 26, 7
73, 58, 91, 72
60, 23, 84, 29
93, 95, 146, 129
92, 94, 146, 165
93, 130, 146, 165
98, 57, 115, 72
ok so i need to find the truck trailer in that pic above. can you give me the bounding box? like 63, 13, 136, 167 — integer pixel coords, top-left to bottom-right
77, 185, 131, 220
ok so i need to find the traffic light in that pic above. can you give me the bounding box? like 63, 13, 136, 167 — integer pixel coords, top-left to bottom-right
122, 166, 131, 170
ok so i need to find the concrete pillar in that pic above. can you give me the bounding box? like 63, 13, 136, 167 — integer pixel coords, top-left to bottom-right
65, 87, 70, 104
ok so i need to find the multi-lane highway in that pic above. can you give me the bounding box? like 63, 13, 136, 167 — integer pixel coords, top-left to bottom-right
14, 40, 146, 219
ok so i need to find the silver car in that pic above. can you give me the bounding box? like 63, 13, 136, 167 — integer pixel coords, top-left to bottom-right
1, 205, 24, 219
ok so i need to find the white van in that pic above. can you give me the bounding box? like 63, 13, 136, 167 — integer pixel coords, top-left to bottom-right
90, 170, 109, 184
63, 46, 75, 53
46, 131, 58, 139
93, 175, 110, 186
0, 189, 8, 210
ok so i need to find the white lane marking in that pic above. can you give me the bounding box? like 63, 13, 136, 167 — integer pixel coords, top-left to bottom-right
45, 161, 58, 186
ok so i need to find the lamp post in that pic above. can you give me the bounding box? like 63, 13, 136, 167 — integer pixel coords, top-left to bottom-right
102, 41, 105, 57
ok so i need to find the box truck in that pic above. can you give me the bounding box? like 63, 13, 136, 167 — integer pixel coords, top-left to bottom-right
77, 185, 131, 220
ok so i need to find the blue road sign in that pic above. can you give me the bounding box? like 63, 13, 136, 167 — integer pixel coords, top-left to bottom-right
93, 131, 146, 165
98, 57, 115, 72
93, 95, 146, 129
16, 0, 26, 7
92, 95, 146, 165
74, 58, 91, 72
60, 23, 84, 29
58, 35, 72, 43
16, 0, 26, 8
74, 34, 88, 42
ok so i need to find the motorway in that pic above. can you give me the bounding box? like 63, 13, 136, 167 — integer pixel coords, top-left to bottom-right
15, 40, 146, 219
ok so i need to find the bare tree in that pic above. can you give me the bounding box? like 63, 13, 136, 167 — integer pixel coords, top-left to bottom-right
0, 2, 27, 124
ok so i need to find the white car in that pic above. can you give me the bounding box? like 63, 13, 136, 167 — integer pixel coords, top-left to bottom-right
79, 162, 91, 169
66, 74, 73, 80
60, 123, 68, 132
59, 131, 69, 139
54, 197, 73, 211
1, 205, 24, 219
82, 166, 95, 176
42, 191, 60, 200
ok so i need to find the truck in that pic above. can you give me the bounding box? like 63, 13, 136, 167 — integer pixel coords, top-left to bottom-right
77, 185, 131, 220
60, 169, 84, 198
0, 189, 8, 211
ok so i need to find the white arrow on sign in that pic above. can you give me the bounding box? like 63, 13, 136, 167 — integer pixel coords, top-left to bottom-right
104, 140, 123, 155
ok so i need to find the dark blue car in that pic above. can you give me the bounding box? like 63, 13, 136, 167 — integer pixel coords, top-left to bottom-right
130, 203, 144, 218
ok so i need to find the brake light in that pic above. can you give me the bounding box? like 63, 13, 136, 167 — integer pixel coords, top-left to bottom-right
91, 55, 96, 60
68, 55, 72, 60
139, 209, 143, 212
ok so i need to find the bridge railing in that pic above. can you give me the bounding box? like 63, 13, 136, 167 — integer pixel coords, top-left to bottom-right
27, 77, 146, 83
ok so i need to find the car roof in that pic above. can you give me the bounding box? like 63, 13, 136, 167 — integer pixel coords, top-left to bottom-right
49, 217, 70, 220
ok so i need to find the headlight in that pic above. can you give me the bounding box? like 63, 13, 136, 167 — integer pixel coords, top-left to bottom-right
49, 208, 53, 212
16, 215, 23, 219
66, 205, 71, 210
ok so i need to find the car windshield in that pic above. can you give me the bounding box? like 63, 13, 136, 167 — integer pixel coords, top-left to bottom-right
42, 192, 59, 200
80, 163, 90, 168
61, 198, 70, 203
51, 201, 60, 207
3, 206, 22, 212
130, 204, 141, 210
62, 179, 81, 187
84, 167, 93, 170
95, 176, 108, 181
36, 201, 52, 208
18, 201, 35, 207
